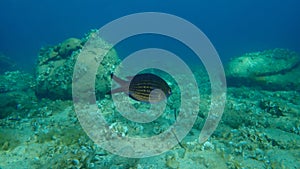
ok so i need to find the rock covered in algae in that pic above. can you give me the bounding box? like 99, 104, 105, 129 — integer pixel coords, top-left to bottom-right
38, 38, 83, 66
58, 38, 82, 58
226, 48, 300, 90
36, 30, 120, 100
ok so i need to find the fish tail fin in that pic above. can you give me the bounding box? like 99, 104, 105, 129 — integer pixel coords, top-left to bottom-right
111, 73, 128, 86
107, 73, 130, 95
107, 87, 126, 94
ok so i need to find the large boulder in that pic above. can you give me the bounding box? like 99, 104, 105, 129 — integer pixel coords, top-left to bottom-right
36, 30, 120, 100
226, 48, 300, 91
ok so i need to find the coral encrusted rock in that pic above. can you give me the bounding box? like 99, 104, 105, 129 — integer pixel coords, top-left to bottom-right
226, 48, 300, 91
36, 30, 120, 100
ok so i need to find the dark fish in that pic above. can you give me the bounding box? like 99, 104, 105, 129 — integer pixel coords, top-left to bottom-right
108, 73, 172, 103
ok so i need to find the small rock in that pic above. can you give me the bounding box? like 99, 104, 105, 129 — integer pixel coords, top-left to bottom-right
166, 157, 179, 169
72, 159, 80, 165
1, 141, 9, 151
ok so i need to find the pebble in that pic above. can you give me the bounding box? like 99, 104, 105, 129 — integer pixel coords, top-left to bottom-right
72, 159, 80, 165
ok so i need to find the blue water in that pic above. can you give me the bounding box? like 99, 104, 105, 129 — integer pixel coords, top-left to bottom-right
0, 0, 300, 70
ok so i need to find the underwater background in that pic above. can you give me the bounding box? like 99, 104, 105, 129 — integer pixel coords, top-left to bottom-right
0, 0, 300, 169
1, 0, 300, 69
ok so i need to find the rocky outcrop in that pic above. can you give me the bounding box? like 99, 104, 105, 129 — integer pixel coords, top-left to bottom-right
35, 30, 120, 100
226, 48, 300, 91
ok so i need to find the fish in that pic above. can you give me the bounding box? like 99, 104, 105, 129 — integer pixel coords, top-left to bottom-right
108, 73, 172, 103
